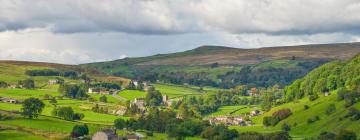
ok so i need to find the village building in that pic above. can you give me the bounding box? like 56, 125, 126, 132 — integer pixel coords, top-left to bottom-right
130, 98, 146, 110
88, 88, 101, 94
126, 134, 140, 140
92, 129, 121, 140
48, 79, 59, 85
0, 97, 19, 104
250, 110, 260, 116
209, 116, 252, 126
162, 95, 169, 103
8, 84, 17, 89
246, 87, 258, 96
112, 106, 127, 116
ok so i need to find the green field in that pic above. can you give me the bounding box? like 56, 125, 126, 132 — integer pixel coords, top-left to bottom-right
0, 130, 47, 140
0, 88, 61, 101
206, 105, 255, 118
117, 90, 147, 100
230, 92, 360, 138
153, 83, 206, 98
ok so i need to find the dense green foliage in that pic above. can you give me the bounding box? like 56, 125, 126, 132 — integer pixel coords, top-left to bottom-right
59, 84, 88, 99
71, 124, 89, 138
145, 87, 163, 106
21, 98, 45, 119
52, 107, 84, 121
285, 54, 360, 103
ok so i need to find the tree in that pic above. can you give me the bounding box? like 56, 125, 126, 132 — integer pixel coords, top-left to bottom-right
71, 124, 89, 138
21, 98, 45, 119
335, 129, 357, 140
22, 79, 35, 89
52, 106, 83, 120
114, 118, 126, 130
318, 131, 336, 140
0, 81, 8, 88
127, 81, 136, 90
325, 104, 336, 115
145, 88, 162, 106
59, 84, 88, 99
49, 98, 57, 104
99, 95, 107, 103
281, 123, 291, 131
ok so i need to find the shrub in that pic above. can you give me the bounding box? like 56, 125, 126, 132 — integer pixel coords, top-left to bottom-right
318, 131, 336, 140
307, 116, 320, 124
281, 123, 291, 131
272, 108, 292, 120
304, 105, 310, 110
309, 95, 318, 101
99, 95, 107, 103
263, 116, 272, 127
325, 104, 336, 115
335, 129, 357, 140
71, 124, 89, 138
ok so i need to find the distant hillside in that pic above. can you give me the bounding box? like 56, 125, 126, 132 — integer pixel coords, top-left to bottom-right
285, 53, 360, 101
82, 42, 360, 88
0, 60, 129, 85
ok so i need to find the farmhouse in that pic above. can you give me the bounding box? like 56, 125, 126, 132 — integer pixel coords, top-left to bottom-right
0, 97, 19, 104
8, 84, 17, 89
246, 87, 258, 96
250, 110, 261, 116
209, 116, 252, 126
88, 88, 101, 94
48, 79, 59, 85
92, 129, 120, 140
130, 98, 146, 110
112, 106, 127, 116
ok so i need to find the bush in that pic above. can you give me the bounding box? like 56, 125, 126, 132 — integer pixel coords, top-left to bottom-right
263, 116, 272, 127
71, 124, 89, 138
309, 95, 318, 101
52, 107, 84, 120
335, 129, 357, 140
272, 108, 292, 120
281, 123, 291, 131
99, 95, 107, 103
0, 81, 8, 88
304, 105, 310, 110
325, 104, 336, 115
318, 131, 336, 140
307, 116, 320, 124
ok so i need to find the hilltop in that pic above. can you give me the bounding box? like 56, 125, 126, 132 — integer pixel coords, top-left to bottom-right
82, 42, 360, 88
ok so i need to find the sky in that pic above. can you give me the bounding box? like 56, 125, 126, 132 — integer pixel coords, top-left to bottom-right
1, 0, 360, 64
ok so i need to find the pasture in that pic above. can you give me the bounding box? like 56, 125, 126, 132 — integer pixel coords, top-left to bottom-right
117, 90, 147, 100
153, 83, 204, 98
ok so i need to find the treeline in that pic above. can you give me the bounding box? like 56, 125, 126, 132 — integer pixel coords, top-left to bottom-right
285, 54, 360, 103
175, 90, 262, 119
25, 69, 83, 79
134, 60, 325, 89
114, 108, 291, 140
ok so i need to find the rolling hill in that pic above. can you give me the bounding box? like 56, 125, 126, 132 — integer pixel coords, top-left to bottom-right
82, 42, 360, 88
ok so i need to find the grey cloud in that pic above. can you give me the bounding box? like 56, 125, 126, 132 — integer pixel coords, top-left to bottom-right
1, 0, 360, 35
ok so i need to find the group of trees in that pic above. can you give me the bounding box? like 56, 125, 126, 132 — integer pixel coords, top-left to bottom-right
0, 81, 8, 88
263, 108, 292, 127
59, 84, 88, 99
285, 55, 360, 104
21, 98, 45, 119
25, 69, 80, 79
145, 87, 163, 106
132, 60, 325, 89
19, 79, 35, 89
52, 107, 84, 121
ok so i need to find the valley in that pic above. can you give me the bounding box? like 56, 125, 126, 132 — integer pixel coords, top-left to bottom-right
0, 43, 360, 140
